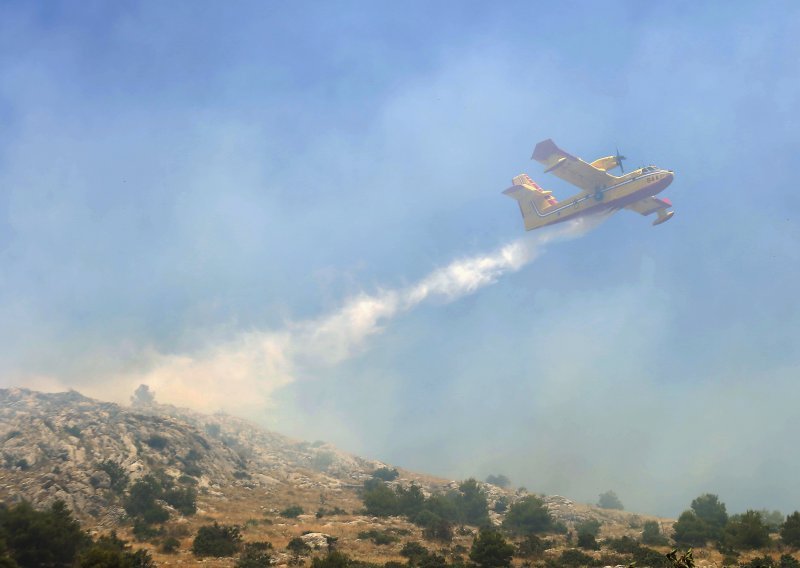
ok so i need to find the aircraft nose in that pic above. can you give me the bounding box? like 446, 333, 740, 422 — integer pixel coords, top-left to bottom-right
665, 170, 674, 186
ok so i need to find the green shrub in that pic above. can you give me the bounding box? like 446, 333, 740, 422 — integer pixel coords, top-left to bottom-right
145, 435, 168, 450
357, 530, 398, 545
192, 523, 242, 557
503, 496, 553, 535
642, 520, 670, 546
236, 542, 273, 568
577, 531, 599, 550
515, 534, 548, 558
132, 519, 163, 541
781, 555, 800, 568
96, 460, 129, 493
280, 506, 304, 519
597, 490, 624, 510
124, 475, 169, 524
724, 510, 771, 550
161, 537, 180, 554
311, 551, 353, 568
287, 537, 312, 557
372, 467, 399, 482
606, 536, 639, 553
163, 486, 197, 516
485, 474, 510, 488
673, 510, 711, 547
469, 528, 514, 568
782, 512, 800, 548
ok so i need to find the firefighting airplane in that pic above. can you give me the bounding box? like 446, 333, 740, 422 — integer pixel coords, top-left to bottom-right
503, 139, 675, 231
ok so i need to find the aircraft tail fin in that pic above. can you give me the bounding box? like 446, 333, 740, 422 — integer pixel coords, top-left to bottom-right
503, 174, 558, 231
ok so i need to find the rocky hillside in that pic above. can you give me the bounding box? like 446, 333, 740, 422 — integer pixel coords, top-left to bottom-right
0, 387, 679, 566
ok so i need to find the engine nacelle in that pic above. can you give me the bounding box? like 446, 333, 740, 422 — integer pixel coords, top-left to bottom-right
590, 156, 621, 172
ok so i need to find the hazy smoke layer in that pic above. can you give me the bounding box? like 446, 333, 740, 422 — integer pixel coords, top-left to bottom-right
111, 219, 596, 413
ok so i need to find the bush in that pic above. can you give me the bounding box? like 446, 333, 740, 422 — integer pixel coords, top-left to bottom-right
634, 545, 670, 568
372, 467, 399, 482
741, 555, 777, 568
192, 523, 242, 557
145, 435, 168, 450
287, 537, 312, 556
362, 482, 400, 517
236, 542, 273, 568
642, 520, 669, 546
597, 490, 624, 510
161, 536, 180, 553
96, 460, 129, 493
280, 506, 304, 519
400, 542, 430, 565
516, 534, 548, 558
124, 475, 169, 524
311, 551, 354, 568
357, 530, 398, 545
503, 496, 553, 535
781, 555, 800, 568
606, 536, 640, 554
782, 512, 800, 548
577, 531, 599, 550
469, 528, 515, 568
485, 474, 511, 488
163, 486, 197, 516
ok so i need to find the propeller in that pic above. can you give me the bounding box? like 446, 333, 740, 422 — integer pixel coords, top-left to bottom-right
614, 146, 627, 173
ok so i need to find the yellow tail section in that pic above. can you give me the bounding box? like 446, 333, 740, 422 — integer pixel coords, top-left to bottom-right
503, 174, 558, 231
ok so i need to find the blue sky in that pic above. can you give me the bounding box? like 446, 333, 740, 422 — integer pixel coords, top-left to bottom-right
2, 1, 800, 516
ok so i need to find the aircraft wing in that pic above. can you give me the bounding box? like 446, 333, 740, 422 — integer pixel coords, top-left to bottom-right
625, 196, 671, 215
625, 196, 675, 225
532, 139, 617, 192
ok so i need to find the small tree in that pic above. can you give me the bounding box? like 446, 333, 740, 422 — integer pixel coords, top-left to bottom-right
503, 496, 553, 535
457, 479, 490, 527
691, 494, 728, 538
673, 510, 712, 547
642, 520, 669, 546
598, 490, 624, 510
782, 512, 800, 548
469, 528, 514, 568
576, 519, 601, 550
